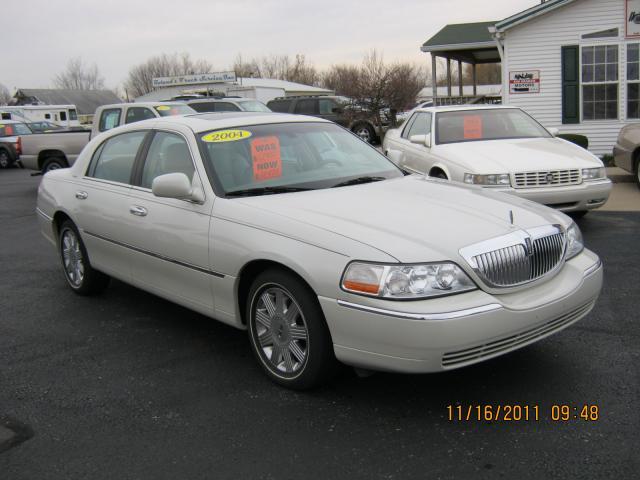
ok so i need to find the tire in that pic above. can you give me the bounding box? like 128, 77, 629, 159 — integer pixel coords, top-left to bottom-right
352, 123, 376, 144
0, 150, 11, 169
430, 170, 448, 180
246, 269, 338, 389
42, 157, 67, 173
636, 158, 640, 190
58, 220, 110, 295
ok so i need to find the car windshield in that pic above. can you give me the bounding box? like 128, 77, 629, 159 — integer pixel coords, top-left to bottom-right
198, 122, 402, 195
239, 100, 271, 112
435, 108, 551, 144
0, 123, 32, 137
154, 104, 196, 117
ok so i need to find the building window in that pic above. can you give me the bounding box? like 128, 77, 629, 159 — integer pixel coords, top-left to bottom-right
582, 45, 618, 120
627, 44, 640, 119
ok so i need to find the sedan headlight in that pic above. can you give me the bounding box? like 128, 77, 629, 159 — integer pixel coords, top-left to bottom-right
341, 262, 476, 299
582, 167, 606, 181
565, 222, 584, 260
463, 173, 511, 186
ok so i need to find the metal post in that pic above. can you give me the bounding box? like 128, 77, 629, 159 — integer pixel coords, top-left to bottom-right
446, 58, 452, 98
458, 60, 463, 98
473, 63, 477, 97
431, 54, 438, 105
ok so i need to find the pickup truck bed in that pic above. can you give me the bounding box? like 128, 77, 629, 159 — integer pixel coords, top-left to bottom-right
20, 130, 90, 172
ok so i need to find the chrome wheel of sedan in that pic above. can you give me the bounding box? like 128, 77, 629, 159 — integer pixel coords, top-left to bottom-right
253, 285, 309, 375
61, 228, 85, 287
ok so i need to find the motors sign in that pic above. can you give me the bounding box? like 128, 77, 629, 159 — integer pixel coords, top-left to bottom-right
509, 70, 540, 94
627, 0, 640, 37
152, 71, 237, 88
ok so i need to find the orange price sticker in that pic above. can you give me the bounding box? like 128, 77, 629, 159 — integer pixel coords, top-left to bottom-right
463, 115, 483, 139
251, 136, 282, 182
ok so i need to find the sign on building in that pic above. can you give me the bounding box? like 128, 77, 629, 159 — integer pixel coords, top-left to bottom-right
627, 0, 640, 37
152, 72, 237, 88
509, 70, 540, 94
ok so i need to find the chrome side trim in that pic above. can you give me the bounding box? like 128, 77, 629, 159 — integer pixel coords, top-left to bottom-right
83, 230, 225, 278
336, 300, 502, 321
35, 207, 53, 221
584, 259, 602, 277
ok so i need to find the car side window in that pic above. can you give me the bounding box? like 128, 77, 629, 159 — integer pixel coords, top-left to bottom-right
140, 132, 195, 189
125, 107, 156, 124
267, 100, 290, 113
401, 113, 418, 139
319, 99, 337, 115
60, 111, 67, 121
189, 102, 215, 113
405, 112, 432, 139
294, 99, 318, 115
214, 102, 241, 112
99, 109, 122, 132
88, 131, 147, 184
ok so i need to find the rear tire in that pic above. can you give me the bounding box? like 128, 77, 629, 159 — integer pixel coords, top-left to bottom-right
246, 269, 338, 390
0, 150, 11, 168
430, 169, 448, 180
42, 157, 68, 173
58, 220, 110, 295
352, 123, 376, 144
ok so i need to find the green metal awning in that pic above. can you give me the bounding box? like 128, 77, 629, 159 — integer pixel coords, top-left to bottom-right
420, 21, 500, 63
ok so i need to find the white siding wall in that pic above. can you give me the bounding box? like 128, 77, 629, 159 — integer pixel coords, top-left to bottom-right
503, 0, 631, 156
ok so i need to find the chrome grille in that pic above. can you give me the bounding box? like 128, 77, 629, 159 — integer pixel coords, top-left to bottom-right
460, 225, 566, 288
514, 169, 581, 188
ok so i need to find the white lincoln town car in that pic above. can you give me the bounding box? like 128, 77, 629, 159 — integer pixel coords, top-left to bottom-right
383, 105, 612, 216
37, 112, 603, 389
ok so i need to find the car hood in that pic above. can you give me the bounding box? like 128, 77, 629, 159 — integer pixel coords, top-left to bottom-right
231, 176, 570, 263
436, 137, 602, 172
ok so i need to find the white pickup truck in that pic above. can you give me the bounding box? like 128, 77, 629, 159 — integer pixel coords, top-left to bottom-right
19, 102, 195, 173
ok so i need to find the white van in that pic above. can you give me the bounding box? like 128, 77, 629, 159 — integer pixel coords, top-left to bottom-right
0, 105, 80, 129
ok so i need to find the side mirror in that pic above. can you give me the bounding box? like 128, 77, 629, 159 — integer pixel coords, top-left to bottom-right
409, 133, 432, 148
152, 172, 202, 202
548, 127, 559, 137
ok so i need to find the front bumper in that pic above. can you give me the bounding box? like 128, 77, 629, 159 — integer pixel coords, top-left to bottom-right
494, 180, 612, 212
319, 249, 602, 373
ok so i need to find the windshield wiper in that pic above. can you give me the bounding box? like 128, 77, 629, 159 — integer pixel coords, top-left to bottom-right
226, 186, 312, 197
331, 176, 387, 188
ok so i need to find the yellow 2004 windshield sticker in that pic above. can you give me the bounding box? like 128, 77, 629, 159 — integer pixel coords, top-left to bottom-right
155, 105, 171, 111
201, 130, 252, 143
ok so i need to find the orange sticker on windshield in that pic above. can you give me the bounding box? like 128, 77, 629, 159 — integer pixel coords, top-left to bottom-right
463, 115, 483, 139
251, 136, 282, 182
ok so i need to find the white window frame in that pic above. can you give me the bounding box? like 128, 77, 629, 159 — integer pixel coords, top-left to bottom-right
626, 43, 640, 120
580, 43, 620, 122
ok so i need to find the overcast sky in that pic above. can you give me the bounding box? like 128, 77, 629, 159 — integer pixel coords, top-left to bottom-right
1, 0, 536, 91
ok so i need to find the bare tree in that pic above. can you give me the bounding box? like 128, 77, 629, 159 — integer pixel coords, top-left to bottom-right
232, 53, 319, 85
124, 52, 214, 98
0, 83, 12, 105
321, 64, 361, 97
233, 53, 261, 78
53, 57, 105, 90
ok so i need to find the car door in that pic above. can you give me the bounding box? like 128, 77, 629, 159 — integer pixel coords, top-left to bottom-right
76, 130, 149, 280
396, 112, 434, 174
121, 128, 215, 313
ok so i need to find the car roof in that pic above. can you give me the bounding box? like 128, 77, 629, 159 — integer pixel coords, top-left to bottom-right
98, 102, 187, 109
119, 112, 331, 133
186, 98, 255, 104
416, 104, 521, 113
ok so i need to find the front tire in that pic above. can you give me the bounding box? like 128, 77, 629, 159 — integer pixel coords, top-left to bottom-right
352, 123, 376, 144
58, 220, 110, 295
636, 158, 640, 189
247, 269, 337, 389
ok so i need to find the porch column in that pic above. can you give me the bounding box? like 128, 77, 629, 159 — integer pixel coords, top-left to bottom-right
446, 58, 452, 97
458, 60, 463, 97
431, 54, 438, 105
472, 63, 477, 97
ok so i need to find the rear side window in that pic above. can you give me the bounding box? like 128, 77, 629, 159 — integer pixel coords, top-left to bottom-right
141, 132, 195, 189
294, 99, 317, 115
267, 100, 291, 113
88, 131, 147, 184
99, 109, 122, 132
319, 99, 337, 114
125, 107, 156, 124
69, 109, 78, 120
60, 111, 67, 121
189, 102, 216, 113
214, 102, 241, 112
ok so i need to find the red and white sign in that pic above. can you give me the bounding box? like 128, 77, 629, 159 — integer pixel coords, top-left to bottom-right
509, 70, 540, 94
626, 0, 640, 37
251, 136, 282, 182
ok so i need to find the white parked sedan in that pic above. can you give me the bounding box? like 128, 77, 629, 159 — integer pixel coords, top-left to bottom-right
37, 112, 603, 389
383, 105, 612, 215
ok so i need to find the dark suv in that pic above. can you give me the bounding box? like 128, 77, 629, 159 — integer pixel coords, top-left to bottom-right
266, 96, 389, 144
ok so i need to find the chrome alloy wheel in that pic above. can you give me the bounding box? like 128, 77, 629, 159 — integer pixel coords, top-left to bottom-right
61, 229, 85, 287
252, 286, 309, 375
355, 126, 372, 143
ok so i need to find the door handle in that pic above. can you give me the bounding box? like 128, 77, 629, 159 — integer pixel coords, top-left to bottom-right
75, 191, 88, 200
129, 205, 148, 217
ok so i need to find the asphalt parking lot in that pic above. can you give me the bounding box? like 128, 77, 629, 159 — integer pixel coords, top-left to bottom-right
1, 168, 638, 479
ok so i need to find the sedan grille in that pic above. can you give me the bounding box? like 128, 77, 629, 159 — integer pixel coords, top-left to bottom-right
514, 169, 581, 188
460, 225, 566, 288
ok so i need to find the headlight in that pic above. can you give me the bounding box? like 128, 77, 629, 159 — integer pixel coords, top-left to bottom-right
565, 222, 584, 260
582, 167, 606, 181
463, 173, 511, 186
341, 262, 476, 299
